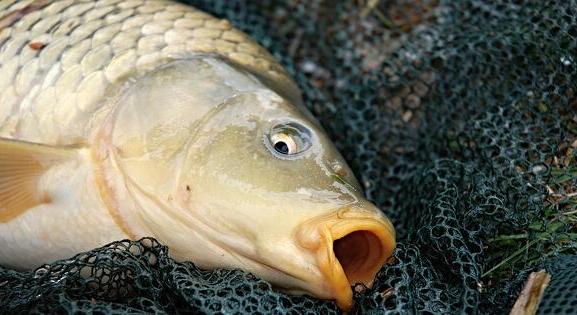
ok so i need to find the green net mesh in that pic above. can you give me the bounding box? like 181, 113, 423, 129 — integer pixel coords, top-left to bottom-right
539, 256, 577, 314
1, 0, 577, 313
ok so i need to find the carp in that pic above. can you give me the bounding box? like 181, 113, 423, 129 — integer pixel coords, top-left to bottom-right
0, 0, 395, 309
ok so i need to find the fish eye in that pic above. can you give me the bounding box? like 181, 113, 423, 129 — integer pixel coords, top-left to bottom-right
267, 123, 312, 157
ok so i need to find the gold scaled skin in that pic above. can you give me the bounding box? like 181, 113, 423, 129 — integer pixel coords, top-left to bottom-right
0, 0, 395, 310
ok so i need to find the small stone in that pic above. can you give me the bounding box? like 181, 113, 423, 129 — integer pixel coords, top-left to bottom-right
402, 110, 413, 122
531, 164, 547, 174
405, 94, 421, 109
301, 61, 317, 73
414, 81, 429, 97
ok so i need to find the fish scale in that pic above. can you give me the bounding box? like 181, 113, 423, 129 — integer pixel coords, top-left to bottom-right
0, 0, 396, 310
0, 0, 294, 144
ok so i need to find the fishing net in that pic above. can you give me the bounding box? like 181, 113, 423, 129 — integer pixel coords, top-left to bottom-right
538, 256, 577, 315
1, 0, 577, 313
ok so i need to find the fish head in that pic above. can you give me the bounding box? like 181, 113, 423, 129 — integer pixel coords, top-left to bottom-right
178, 90, 397, 309
107, 55, 395, 310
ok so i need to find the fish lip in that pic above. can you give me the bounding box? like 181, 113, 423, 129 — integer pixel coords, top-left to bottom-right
295, 208, 396, 311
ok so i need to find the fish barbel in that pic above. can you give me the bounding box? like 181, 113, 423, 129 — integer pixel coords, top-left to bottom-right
0, 0, 395, 309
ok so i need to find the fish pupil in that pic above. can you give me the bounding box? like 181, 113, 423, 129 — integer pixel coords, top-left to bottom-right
274, 141, 289, 154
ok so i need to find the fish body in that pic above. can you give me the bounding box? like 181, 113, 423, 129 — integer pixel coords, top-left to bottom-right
0, 0, 395, 309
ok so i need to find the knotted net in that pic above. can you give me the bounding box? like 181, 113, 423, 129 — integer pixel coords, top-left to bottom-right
1, 0, 576, 314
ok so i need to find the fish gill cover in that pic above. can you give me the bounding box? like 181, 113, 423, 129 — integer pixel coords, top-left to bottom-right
1, 0, 576, 314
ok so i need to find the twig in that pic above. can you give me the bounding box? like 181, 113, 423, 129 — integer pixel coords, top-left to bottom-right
509, 271, 550, 315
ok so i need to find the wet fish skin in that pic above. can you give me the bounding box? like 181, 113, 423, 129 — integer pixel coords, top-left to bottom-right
0, 0, 302, 273
0, 0, 396, 310
0, 0, 297, 143
0, 0, 305, 269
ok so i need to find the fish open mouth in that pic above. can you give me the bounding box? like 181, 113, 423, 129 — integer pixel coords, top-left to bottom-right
296, 208, 396, 310
333, 230, 386, 287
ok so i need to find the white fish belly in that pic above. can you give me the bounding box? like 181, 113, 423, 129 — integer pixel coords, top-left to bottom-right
0, 153, 125, 269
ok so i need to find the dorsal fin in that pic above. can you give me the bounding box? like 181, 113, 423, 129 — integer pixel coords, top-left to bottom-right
0, 137, 79, 223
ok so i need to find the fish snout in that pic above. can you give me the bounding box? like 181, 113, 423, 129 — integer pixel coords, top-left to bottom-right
295, 204, 396, 310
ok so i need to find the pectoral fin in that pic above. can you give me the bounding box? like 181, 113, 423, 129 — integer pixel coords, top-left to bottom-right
0, 138, 80, 223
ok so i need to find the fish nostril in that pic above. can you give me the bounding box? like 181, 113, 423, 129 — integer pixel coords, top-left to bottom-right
331, 162, 348, 177
333, 230, 384, 286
